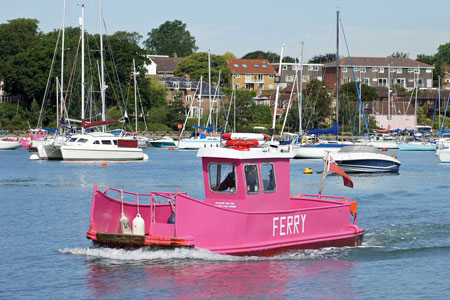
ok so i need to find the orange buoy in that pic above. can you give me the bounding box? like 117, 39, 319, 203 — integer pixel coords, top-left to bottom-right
168, 146, 174, 150
101, 162, 107, 167
392, 154, 397, 158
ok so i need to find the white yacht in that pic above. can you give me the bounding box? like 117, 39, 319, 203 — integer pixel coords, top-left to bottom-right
60, 132, 145, 161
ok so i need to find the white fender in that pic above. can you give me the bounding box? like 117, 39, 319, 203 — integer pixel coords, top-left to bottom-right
132, 213, 145, 235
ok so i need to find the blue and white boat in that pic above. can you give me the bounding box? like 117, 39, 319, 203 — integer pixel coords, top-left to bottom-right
148, 136, 176, 148
331, 145, 401, 173
398, 141, 436, 151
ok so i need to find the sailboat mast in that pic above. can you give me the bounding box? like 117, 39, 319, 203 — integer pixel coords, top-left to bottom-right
99, 0, 106, 132
133, 58, 138, 133
299, 41, 304, 136
198, 76, 203, 129
388, 64, 391, 128
60, 0, 66, 126
208, 50, 212, 130
271, 44, 285, 142
335, 10, 340, 132
80, 4, 85, 135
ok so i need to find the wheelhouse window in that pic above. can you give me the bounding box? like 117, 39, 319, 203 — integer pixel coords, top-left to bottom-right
261, 163, 276, 193
209, 163, 236, 193
93, 140, 100, 144
244, 164, 260, 194
78, 138, 88, 143
101, 140, 112, 145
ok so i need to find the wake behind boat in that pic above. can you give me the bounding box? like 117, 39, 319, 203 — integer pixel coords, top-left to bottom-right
331, 145, 401, 173
86, 134, 364, 256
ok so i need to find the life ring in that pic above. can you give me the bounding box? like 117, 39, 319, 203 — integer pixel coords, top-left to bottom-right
225, 139, 259, 149
301, 137, 308, 145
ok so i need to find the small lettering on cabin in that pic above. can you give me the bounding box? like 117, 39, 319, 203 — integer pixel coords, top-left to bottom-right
215, 201, 237, 209
273, 214, 306, 237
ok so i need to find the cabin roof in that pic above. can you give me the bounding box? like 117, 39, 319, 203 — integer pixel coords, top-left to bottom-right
197, 147, 293, 160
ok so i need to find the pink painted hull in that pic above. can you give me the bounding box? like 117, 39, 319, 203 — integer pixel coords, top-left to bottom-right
87, 187, 364, 256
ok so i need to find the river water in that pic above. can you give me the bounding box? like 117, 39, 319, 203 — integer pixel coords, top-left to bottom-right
1, 148, 449, 299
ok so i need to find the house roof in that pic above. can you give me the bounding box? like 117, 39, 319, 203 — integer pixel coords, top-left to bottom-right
149, 55, 182, 73
159, 77, 224, 96
323, 57, 434, 69
227, 59, 276, 74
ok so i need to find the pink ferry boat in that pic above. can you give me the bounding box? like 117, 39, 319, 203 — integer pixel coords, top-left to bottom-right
86, 140, 364, 256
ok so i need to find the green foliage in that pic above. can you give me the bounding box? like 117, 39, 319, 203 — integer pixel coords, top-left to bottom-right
389, 51, 409, 58
416, 53, 444, 87
284, 79, 332, 132
222, 52, 236, 60
308, 53, 337, 64
0, 102, 27, 130
165, 92, 186, 130
26, 99, 40, 126
144, 20, 198, 57
242, 50, 296, 63
174, 52, 231, 86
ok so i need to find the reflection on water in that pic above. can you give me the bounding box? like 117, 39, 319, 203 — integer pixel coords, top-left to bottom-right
61, 247, 359, 299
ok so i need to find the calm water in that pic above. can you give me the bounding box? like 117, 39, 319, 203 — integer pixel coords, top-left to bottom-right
1, 148, 449, 299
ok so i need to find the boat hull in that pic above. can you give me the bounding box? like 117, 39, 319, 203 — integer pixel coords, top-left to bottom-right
437, 149, 450, 163
398, 142, 435, 151
177, 138, 220, 150
292, 145, 343, 159
0, 141, 22, 150
86, 187, 364, 256
61, 146, 144, 161
336, 159, 400, 173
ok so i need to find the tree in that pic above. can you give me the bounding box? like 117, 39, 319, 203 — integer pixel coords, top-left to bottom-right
174, 52, 231, 86
308, 53, 337, 64
416, 53, 444, 87
166, 92, 186, 130
242, 50, 296, 63
284, 80, 332, 132
389, 51, 409, 58
222, 51, 236, 60
144, 20, 198, 57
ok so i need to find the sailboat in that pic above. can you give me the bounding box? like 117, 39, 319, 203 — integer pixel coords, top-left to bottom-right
59, 2, 145, 161
291, 12, 349, 159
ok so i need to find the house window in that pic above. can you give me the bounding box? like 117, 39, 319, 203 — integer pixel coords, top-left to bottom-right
245, 74, 252, 81
244, 164, 260, 194
292, 65, 297, 70
396, 78, 406, 87
186, 81, 191, 89
258, 74, 264, 81
269, 84, 274, 89
286, 75, 294, 82
415, 68, 420, 74
254, 64, 259, 68
408, 68, 414, 73
361, 67, 366, 73
235, 74, 240, 78
379, 78, 387, 86
354, 67, 360, 72
390, 68, 396, 72
342, 67, 348, 72
242, 64, 248, 68
446, 79, 450, 83
282, 65, 288, 70
235, 83, 240, 88
186, 95, 192, 102
308, 66, 313, 71
262, 64, 267, 68
261, 163, 276, 193
379, 68, 384, 73
173, 82, 179, 89
426, 69, 432, 73
197, 96, 203, 102
302, 75, 310, 81
372, 78, 377, 82
208, 163, 236, 193
194, 107, 203, 117
314, 66, 319, 71
343, 77, 349, 83
233, 64, 239, 68
269, 74, 274, 78
245, 83, 252, 89
362, 78, 370, 85
372, 67, 378, 72
409, 78, 414, 82
397, 68, 402, 73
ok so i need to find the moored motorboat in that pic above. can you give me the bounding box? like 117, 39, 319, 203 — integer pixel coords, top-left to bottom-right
331, 145, 401, 173
398, 141, 436, 151
149, 136, 176, 148
0, 139, 22, 150
86, 135, 364, 256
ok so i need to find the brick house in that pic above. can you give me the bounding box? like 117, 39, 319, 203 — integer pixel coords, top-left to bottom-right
145, 55, 182, 78
323, 57, 434, 92
271, 63, 324, 89
253, 93, 296, 120
159, 76, 223, 119
442, 66, 450, 89
227, 59, 277, 93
